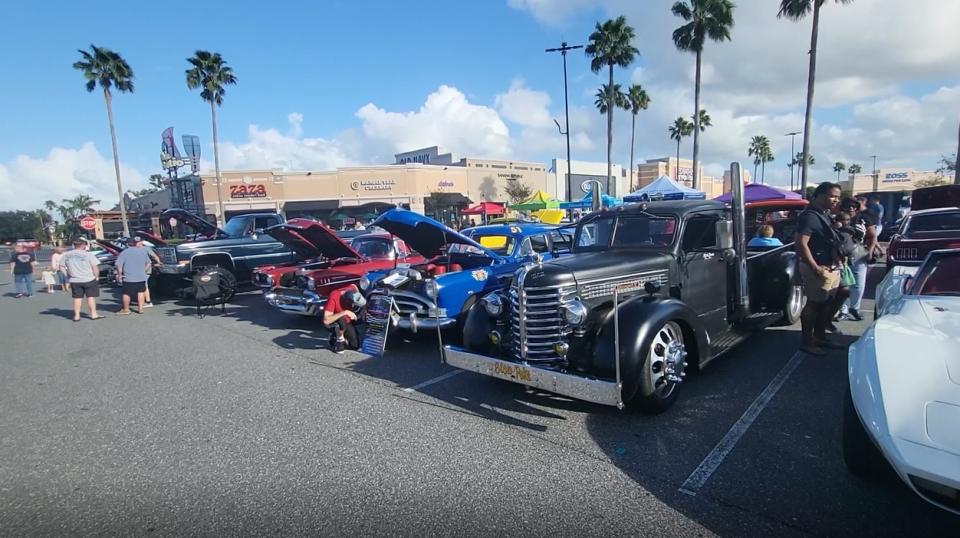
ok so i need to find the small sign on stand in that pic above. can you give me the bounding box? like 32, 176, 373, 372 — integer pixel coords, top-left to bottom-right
361, 294, 394, 358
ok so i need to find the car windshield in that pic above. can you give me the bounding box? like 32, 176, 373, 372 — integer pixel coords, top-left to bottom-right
911, 254, 960, 296
904, 212, 960, 236
352, 237, 395, 259
466, 234, 516, 256
574, 214, 678, 251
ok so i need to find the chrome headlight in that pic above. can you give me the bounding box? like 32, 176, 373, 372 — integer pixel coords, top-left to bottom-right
425, 279, 439, 299
306, 276, 316, 290
358, 276, 370, 292
561, 299, 588, 326
483, 292, 503, 316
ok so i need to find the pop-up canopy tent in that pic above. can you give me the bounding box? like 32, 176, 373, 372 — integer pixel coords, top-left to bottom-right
623, 175, 706, 202
560, 190, 622, 209
508, 190, 560, 211
461, 201, 506, 216
714, 183, 802, 203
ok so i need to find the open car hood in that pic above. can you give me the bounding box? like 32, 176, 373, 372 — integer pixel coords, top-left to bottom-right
266, 218, 361, 260
136, 230, 167, 246
161, 208, 225, 238
94, 239, 121, 256
371, 209, 496, 258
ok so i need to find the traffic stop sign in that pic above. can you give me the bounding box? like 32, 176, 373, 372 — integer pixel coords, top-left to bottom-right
79, 216, 96, 231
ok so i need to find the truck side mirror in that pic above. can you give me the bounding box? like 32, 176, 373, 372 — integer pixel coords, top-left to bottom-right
716, 220, 734, 250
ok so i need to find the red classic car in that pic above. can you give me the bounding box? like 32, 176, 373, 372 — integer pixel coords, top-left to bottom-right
258, 219, 423, 316
886, 207, 960, 271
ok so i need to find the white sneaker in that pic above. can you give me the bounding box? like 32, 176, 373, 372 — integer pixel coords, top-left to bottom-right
143, 302, 154, 308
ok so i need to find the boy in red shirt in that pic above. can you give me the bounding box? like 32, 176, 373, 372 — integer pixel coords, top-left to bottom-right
322, 284, 366, 353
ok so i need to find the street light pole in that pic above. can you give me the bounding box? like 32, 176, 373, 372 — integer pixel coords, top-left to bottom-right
871, 155, 878, 192
546, 41, 583, 201
785, 131, 800, 191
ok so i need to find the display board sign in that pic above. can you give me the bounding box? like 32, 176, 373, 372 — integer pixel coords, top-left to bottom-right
361, 295, 394, 358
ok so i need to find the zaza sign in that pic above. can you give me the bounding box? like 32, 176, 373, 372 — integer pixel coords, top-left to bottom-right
230, 184, 267, 198
350, 179, 396, 191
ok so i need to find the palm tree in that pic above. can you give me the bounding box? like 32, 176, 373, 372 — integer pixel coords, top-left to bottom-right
586, 16, 639, 202
594, 84, 628, 114
72, 45, 134, 237
671, 0, 735, 190
186, 50, 237, 226
693, 109, 712, 132
626, 84, 651, 191
833, 161, 846, 181
760, 142, 774, 184
778, 0, 855, 195
748, 135, 766, 181
796, 152, 815, 168
668, 117, 694, 182
848, 163, 862, 178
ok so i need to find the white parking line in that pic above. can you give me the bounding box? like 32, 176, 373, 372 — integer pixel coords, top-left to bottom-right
403, 370, 464, 393
679, 351, 805, 496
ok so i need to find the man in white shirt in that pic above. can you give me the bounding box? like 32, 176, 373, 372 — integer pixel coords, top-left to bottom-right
60, 239, 103, 321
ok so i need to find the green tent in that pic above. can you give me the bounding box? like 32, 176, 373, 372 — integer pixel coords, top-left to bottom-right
508, 189, 560, 211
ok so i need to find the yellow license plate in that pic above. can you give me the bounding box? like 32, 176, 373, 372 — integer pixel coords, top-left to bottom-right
493, 362, 532, 382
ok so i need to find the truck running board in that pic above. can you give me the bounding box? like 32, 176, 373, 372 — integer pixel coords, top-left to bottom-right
442, 345, 622, 407
711, 312, 782, 357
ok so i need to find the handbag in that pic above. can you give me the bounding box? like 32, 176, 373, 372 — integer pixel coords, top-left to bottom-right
840, 263, 856, 288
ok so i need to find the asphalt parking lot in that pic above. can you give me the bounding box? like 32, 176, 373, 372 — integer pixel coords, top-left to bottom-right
1, 247, 957, 536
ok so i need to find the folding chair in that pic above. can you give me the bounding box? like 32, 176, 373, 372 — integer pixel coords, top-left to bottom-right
192, 267, 234, 318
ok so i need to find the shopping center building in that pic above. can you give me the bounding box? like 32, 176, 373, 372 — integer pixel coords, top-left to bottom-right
841, 167, 946, 194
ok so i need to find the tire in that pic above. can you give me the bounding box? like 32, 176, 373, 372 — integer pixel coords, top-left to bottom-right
779, 282, 804, 326
632, 320, 687, 415
842, 382, 887, 477
152, 275, 180, 297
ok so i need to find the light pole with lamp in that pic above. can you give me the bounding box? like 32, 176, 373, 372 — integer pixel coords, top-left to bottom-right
546, 41, 583, 202
785, 131, 800, 191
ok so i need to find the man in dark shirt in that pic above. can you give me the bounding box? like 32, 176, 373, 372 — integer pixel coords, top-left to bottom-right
322, 284, 366, 353
795, 182, 843, 355
9, 244, 37, 298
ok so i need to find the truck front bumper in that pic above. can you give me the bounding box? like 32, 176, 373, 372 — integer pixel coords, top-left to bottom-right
264, 288, 326, 316
157, 263, 190, 275
441, 345, 622, 407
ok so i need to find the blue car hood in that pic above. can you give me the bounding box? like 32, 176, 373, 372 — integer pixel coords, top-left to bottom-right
372, 209, 497, 259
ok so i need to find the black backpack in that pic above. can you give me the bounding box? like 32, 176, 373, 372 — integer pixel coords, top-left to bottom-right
193, 268, 222, 300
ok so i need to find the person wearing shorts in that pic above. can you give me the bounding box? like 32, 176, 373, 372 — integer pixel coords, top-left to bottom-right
795, 182, 844, 355
322, 284, 366, 353
61, 239, 103, 321
114, 237, 152, 315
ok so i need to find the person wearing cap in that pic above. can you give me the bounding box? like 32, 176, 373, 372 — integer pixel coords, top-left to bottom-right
114, 236, 153, 315
322, 284, 366, 353
134, 236, 162, 308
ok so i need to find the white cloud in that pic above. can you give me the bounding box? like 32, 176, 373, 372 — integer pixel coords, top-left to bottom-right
218, 114, 354, 171
495, 79, 553, 128
0, 143, 143, 212
507, 0, 599, 26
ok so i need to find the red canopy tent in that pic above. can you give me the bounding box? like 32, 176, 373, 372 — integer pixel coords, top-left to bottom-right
461, 202, 506, 216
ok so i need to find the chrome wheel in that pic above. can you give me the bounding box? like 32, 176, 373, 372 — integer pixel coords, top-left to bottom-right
788, 284, 804, 319
647, 321, 687, 398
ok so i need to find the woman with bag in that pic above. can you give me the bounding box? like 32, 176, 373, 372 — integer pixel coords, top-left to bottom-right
836, 197, 878, 321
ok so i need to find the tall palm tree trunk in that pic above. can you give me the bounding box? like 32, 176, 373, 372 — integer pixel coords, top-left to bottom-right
761, 160, 766, 184
629, 113, 636, 191
692, 50, 702, 191
676, 140, 681, 181
800, 2, 821, 195
103, 88, 130, 237
210, 101, 225, 225
754, 162, 759, 183
601, 63, 613, 209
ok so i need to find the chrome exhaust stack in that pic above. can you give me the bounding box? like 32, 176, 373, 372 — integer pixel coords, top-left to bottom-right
730, 162, 750, 316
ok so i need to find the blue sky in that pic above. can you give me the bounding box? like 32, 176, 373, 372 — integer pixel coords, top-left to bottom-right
2, 0, 958, 210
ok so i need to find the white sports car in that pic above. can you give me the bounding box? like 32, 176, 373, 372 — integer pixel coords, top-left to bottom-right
845, 248, 960, 515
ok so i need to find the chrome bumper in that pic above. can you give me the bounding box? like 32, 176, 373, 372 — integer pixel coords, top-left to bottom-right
264, 289, 326, 316
394, 313, 457, 333
157, 263, 189, 275
441, 346, 622, 407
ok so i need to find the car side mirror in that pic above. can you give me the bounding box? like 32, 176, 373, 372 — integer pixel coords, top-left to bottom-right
716, 220, 734, 250
901, 275, 912, 294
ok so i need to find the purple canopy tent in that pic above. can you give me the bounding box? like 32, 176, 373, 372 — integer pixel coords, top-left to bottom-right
714, 183, 802, 203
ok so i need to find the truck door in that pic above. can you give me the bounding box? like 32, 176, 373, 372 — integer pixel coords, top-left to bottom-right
680, 215, 730, 338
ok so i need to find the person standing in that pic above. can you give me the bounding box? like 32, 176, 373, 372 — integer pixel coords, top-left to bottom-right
795, 182, 844, 356
9, 244, 37, 298
837, 197, 878, 321
136, 237, 161, 308
51, 246, 69, 292
867, 195, 885, 236
114, 237, 152, 315
322, 284, 366, 353
61, 239, 103, 321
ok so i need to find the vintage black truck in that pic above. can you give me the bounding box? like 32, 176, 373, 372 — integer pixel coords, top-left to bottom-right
440, 163, 804, 413
153, 209, 294, 297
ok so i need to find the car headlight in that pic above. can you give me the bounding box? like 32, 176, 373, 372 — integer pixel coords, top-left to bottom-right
358, 276, 370, 292
425, 279, 439, 299
483, 292, 503, 316
307, 276, 316, 290
561, 299, 588, 326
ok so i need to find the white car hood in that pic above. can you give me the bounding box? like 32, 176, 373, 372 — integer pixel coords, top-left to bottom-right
875, 297, 960, 455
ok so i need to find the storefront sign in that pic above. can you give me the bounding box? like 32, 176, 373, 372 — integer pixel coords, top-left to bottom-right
229, 184, 268, 198
497, 173, 522, 180
883, 172, 910, 183
437, 180, 455, 189
350, 179, 396, 191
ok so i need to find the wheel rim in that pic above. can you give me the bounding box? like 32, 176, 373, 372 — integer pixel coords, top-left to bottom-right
647, 321, 687, 398
788, 283, 803, 320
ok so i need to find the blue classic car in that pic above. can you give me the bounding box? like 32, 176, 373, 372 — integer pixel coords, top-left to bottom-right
360, 209, 572, 337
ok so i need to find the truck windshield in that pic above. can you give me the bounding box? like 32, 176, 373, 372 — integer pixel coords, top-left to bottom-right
574, 214, 677, 252
220, 218, 249, 238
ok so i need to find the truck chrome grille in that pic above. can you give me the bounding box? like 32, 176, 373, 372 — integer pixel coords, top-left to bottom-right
509, 267, 576, 362
155, 247, 177, 265
578, 270, 668, 300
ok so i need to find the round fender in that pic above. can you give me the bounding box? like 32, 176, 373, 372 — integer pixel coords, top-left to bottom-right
461, 302, 497, 352
591, 297, 706, 404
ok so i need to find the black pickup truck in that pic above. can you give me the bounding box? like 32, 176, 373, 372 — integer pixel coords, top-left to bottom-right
440, 164, 804, 413
153, 209, 294, 297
